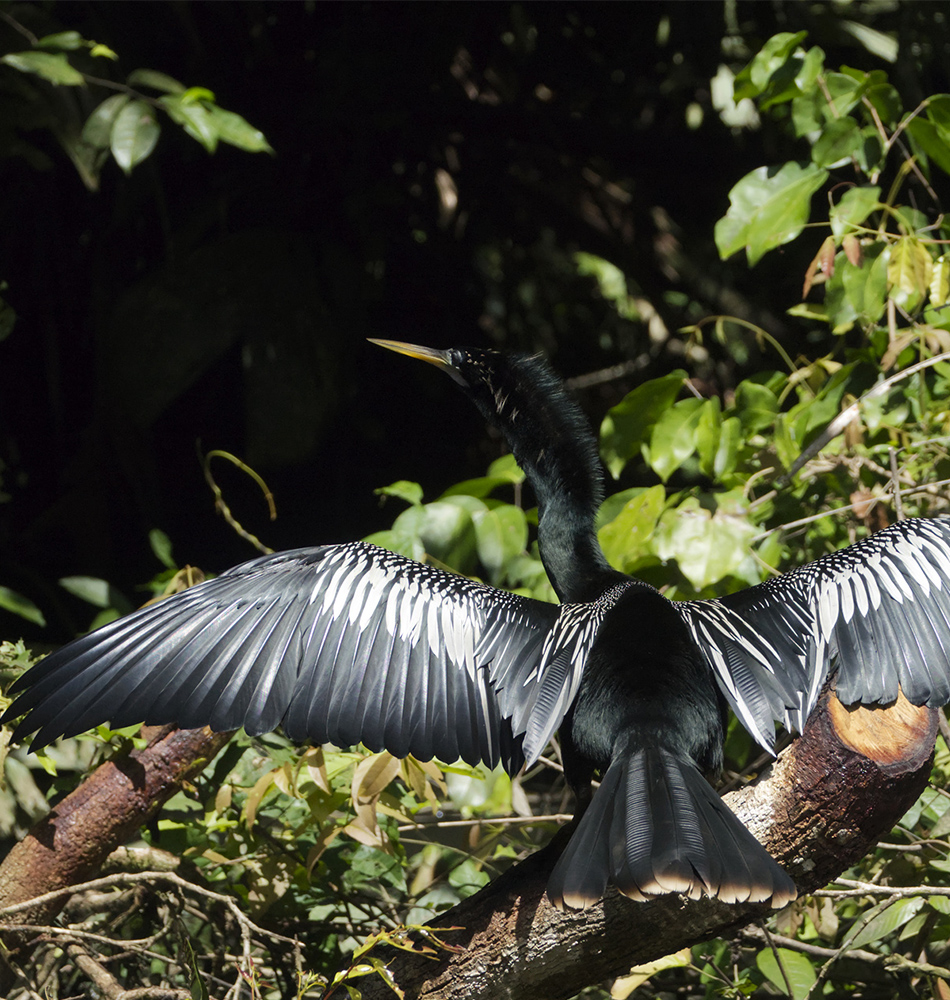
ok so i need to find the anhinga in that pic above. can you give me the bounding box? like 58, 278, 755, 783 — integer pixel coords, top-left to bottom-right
6, 341, 950, 911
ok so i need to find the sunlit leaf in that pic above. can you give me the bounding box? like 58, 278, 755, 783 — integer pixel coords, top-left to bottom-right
206, 105, 273, 153
811, 116, 861, 168
160, 95, 218, 152
715, 161, 828, 265
1, 51, 84, 86
35, 31, 84, 51
646, 398, 704, 482
600, 370, 687, 478
82, 93, 131, 148
931, 254, 950, 308
887, 237, 933, 312
0, 586, 45, 626
111, 100, 161, 174
127, 68, 186, 93
756, 947, 817, 999
850, 897, 925, 948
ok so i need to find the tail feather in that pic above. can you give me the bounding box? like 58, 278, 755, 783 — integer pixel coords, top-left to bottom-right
547, 748, 796, 910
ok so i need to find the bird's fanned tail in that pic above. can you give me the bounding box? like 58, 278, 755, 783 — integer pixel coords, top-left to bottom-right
546, 748, 797, 910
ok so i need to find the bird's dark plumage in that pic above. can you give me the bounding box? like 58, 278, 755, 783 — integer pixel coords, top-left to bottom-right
6, 339, 950, 912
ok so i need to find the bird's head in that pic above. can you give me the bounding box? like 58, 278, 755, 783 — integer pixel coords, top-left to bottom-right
369, 339, 515, 421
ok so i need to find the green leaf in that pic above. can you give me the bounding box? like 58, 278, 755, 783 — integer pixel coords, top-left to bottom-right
829, 185, 880, 239
111, 100, 161, 174
811, 116, 861, 168
744, 31, 808, 94
715, 162, 828, 265
374, 480, 423, 506
59, 575, 112, 608
646, 398, 704, 482
756, 947, 817, 1000
850, 897, 925, 948
35, 31, 84, 52
734, 379, 779, 434
0, 586, 45, 626
160, 95, 219, 152
82, 94, 131, 148
930, 254, 950, 308
127, 68, 186, 94
205, 105, 273, 154
655, 496, 757, 591
695, 398, 722, 478
713, 415, 741, 479
598, 485, 666, 574
906, 116, 950, 177
472, 505, 528, 583
1, 51, 85, 86
841, 244, 888, 324
149, 529, 176, 570
90, 43, 118, 61
600, 371, 687, 479
887, 237, 933, 312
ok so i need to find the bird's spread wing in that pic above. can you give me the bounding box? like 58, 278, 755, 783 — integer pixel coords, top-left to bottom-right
674, 517, 950, 753
4, 542, 605, 774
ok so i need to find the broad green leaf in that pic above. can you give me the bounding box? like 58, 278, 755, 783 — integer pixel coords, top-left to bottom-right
829, 185, 880, 239
59, 575, 125, 609
160, 95, 218, 152
887, 237, 933, 312
655, 497, 757, 591
811, 116, 861, 168
743, 31, 808, 94
473, 505, 528, 582
715, 162, 828, 265
696, 398, 722, 477
206, 105, 273, 154
82, 94, 131, 148
734, 379, 779, 434
931, 254, 950, 308
182, 86, 216, 104
90, 43, 118, 61
1, 51, 84, 86
149, 528, 176, 570
646, 398, 704, 482
486, 453, 524, 483
440, 475, 514, 500
111, 100, 161, 174
841, 244, 888, 324
0, 586, 45, 626
599, 370, 686, 478
374, 480, 423, 506
127, 68, 185, 93
839, 20, 898, 64
36, 31, 84, 51
598, 485, 666, 573
756, 947, 817, 1000
866, 83, 902, 127
850, 896, 925, 948
713, 415, 741, 479
906, 116, 950, 177
406, 501, 478, 570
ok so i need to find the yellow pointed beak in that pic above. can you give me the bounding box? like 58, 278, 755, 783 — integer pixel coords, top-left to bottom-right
368, 339, 451, 370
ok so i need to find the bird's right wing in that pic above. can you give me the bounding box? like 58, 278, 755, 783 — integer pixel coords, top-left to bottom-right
4, 542, 605, 774
675, 517, 950, 753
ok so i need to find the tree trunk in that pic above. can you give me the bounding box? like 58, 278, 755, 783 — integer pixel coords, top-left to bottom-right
356, 690, 939, 1000
0, 725, 232, 994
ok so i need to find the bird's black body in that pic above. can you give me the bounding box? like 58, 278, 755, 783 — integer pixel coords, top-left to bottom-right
7, 339, 950, 910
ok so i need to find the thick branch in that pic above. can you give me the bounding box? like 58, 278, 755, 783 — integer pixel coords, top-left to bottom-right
358, 691, 939, 1000
0, 725, 231, 993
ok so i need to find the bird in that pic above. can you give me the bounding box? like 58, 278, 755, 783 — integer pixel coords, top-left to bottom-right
6, 340, 950, 911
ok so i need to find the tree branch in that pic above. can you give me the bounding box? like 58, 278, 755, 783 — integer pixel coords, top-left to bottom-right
356, 691, 939, 1000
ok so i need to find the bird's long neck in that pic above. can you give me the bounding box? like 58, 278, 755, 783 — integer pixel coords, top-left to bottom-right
480, 356, 619, 604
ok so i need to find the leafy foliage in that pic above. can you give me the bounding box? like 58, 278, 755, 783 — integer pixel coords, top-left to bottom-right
4, 8, 950, 1000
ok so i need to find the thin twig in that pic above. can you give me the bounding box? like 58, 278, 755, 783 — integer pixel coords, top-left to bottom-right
779, 351, 950, 485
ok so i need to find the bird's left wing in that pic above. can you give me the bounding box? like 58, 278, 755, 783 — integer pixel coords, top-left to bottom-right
674, 517, 950, 752
3, 542, 607, 773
